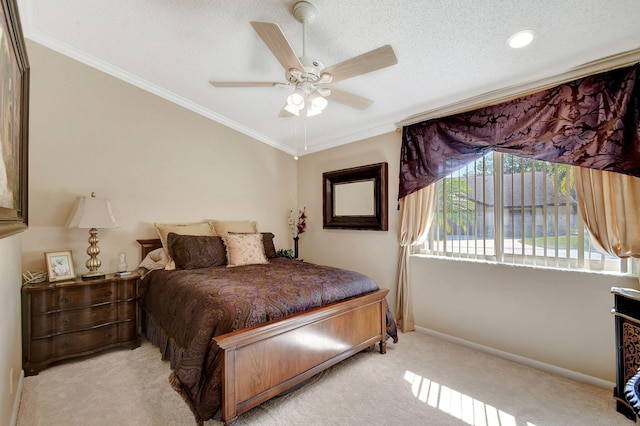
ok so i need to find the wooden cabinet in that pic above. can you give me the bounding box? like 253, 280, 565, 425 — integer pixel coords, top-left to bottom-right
22, 273, 140, 376
612, 287, 640, 420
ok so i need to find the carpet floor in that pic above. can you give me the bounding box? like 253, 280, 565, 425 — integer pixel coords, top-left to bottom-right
16, 331, 633, 425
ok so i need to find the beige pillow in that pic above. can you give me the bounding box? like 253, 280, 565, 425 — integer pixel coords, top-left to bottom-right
155, 222, 216, 270
222, 233, 268, 267
210, 220, 258, 236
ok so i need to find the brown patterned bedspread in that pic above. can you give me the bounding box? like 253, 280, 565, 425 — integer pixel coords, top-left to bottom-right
140, 257, 398, 422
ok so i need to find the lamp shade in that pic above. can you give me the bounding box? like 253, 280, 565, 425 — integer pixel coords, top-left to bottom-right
67, 194, 118, 229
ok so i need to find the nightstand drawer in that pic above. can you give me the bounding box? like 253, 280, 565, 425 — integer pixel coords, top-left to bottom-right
30, 325, 120, 362
29, 281, 120, 313
31, 303, 122, 338
57, 282, 119, 309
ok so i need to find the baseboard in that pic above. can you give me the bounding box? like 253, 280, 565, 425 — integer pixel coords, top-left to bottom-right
9, 369, 24, 426
415, 326, 615, 390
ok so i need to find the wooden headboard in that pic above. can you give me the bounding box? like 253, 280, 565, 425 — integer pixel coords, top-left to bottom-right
137, 239, 162, 259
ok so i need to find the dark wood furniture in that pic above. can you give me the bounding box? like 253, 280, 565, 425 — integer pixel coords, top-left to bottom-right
22, 273, 140, 376
137, 239, 389, 426
612, 287, 640, 420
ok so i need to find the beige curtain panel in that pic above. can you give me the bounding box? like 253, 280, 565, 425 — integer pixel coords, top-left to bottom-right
575, 167, 640, 259
396, 184, 437, 332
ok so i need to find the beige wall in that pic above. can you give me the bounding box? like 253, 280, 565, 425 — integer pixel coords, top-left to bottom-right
411, 257, 637, 382
22, 41, 297, 274
296, 131, 402, 304
0, 234, 23, 425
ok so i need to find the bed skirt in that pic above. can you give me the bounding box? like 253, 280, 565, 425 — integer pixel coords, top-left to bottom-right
143, 310, 184, 370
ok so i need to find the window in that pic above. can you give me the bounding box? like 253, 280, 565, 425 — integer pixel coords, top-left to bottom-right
417, 152, 635, 275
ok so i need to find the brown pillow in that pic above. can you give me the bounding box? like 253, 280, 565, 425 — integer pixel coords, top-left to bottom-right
261, 233, 277, 259
155, 221, 216, 270
167, 233, 227, 269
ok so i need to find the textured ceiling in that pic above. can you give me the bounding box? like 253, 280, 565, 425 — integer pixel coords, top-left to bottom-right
16, 0, 640, 156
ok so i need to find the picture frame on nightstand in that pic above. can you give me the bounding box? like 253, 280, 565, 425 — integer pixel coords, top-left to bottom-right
44, 251, 76, 282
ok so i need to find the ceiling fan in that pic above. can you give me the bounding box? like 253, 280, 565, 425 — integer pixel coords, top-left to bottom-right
209, 1, 398, 118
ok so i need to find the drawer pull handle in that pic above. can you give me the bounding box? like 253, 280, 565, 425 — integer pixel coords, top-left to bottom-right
107, 308, 114, 314
61, 317, 71, 325
104, 333, 112, 340
61, 340, 69, 349
104, 290, 113, 297
60, 295, 70, 303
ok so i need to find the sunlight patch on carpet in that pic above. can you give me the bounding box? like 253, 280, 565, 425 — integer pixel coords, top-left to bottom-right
404, 370, 537, 426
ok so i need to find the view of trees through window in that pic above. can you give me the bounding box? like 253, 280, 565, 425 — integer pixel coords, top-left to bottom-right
419, 152, 630, 273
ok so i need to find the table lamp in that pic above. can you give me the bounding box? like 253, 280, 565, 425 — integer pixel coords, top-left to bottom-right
67, 192, 118, 280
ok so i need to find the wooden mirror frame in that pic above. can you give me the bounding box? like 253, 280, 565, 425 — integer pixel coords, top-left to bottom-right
323, 162, 388, 231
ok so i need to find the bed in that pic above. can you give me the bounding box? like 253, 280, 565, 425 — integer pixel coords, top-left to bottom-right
136, 229, 397, 426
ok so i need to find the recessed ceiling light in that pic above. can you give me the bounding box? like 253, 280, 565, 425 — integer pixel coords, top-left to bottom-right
507, 30, 535, 49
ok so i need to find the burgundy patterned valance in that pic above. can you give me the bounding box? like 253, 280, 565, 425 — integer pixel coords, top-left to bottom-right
399, 64, 640, 199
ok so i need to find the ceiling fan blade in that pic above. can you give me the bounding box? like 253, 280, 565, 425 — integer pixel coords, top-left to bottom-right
322, 45, 398, 83
250, 21, 305, 72
209, 81, 289, 88
327, 88, 374, 110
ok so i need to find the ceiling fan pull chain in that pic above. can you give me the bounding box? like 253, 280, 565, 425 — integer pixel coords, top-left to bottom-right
294, 116, 299, 160
304, 118, 308, 151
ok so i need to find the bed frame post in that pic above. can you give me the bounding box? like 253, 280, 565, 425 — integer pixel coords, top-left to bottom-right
221, 349, 238, 426
379, 297, 387, 354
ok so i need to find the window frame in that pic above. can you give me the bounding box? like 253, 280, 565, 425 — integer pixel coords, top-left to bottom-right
415, 152, 636, 276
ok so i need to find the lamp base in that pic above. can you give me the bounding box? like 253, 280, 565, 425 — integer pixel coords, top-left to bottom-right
81, 271, 106, 281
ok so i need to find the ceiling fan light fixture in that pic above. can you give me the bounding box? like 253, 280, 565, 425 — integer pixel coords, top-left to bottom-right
284, 104, 300, 116
306, 106, 322, 117
310, 92, 328, 111
212, 2, 398, 125
287, 90, 305, 110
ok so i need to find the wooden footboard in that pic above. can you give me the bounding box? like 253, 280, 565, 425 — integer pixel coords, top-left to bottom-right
215, 288, 389, 426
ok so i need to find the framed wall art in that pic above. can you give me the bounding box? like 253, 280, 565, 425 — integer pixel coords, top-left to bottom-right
45, 251, 76, 282
0, 0, 29, 238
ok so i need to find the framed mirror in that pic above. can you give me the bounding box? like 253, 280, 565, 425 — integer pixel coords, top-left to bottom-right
323, 162, 388, 231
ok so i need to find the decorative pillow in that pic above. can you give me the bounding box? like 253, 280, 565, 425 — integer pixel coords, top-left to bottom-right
155, 222, 216, 270
261, 233, 277, 259
228, 232, 277, 259
210, 220, 258, 236
223, 233, 269, 267
167, 233, 227, 269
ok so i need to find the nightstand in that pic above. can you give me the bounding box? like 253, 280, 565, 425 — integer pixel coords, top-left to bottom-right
21, 273, 140, 376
